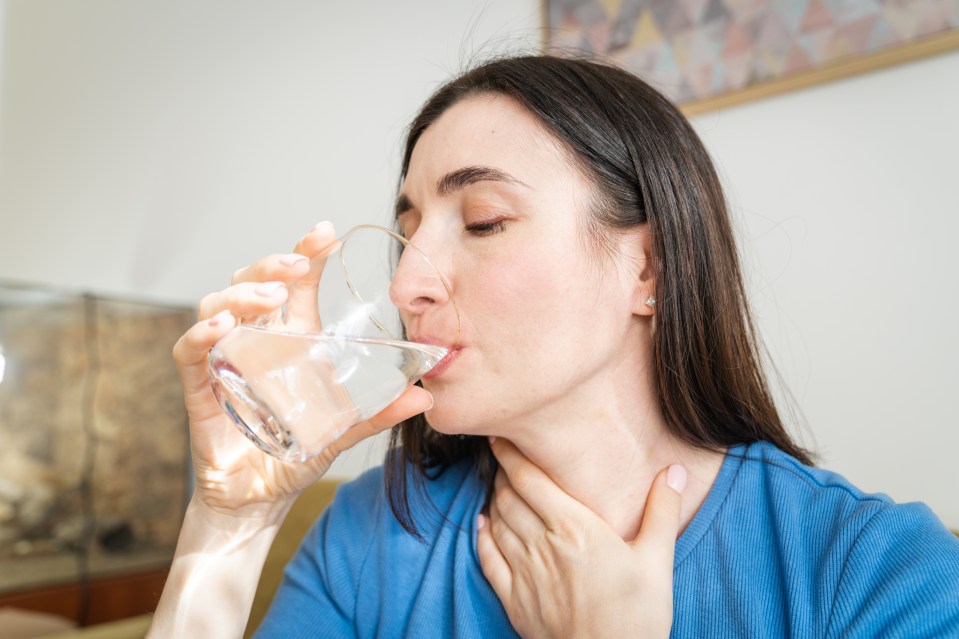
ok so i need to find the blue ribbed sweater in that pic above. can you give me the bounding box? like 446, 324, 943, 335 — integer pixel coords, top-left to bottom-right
256, 442, 959, 637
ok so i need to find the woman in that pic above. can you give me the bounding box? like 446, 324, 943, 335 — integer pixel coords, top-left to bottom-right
150, 56, 959, 638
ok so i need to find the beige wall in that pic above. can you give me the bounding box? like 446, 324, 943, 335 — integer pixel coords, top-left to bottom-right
1, 0, 956, 527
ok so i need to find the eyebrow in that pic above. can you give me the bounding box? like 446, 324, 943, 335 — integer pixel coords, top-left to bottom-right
394, 165, 528, 218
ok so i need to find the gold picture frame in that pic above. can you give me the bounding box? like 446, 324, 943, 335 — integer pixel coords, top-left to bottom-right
541, 0, 959, 116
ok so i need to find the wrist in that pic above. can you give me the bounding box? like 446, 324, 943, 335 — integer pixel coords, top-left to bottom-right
186, 492, 295, 535
151, 495, 291, 639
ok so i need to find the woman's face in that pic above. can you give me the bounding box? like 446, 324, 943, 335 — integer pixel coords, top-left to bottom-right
394, 94, 649, 435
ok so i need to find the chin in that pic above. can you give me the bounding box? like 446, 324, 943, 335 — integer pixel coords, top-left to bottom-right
422, 404, 491, 438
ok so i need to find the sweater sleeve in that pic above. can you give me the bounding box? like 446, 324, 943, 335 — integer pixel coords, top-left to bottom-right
826, 502, 959, 638
254, 469, 384, 639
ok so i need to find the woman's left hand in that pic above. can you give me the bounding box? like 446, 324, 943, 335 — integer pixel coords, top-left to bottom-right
476, 438, 686, 639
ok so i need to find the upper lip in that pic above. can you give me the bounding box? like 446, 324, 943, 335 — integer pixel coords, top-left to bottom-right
408, 334, 460, 350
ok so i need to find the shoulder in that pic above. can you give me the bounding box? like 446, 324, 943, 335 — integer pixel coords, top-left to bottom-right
322, 462, 387, 534
732, 441, 958, 554
686, 441, 902, 571
305, 452, 485, 576
737, 440, 888, 501
733, 441, 897, 525
826, 497, 959, 636
732, 442, 959, 636
283, 454, 481, 577
257, 454, 485, 636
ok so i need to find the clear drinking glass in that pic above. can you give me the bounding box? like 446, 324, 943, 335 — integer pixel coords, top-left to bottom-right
207, 224, 460, 462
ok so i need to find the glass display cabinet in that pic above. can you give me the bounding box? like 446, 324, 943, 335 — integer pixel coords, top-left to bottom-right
0, 281, 195, 625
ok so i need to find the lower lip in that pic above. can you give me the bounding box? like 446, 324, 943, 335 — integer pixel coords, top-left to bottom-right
423, 347, 461, 380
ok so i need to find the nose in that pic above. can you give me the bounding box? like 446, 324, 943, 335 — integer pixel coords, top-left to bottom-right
388, 242, 452, 317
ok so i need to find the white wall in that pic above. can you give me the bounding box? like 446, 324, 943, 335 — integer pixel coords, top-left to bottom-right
691, 50, 959, 529
0, 1, 956, 527
0, 0, 542, 479
0, 0, 541, 304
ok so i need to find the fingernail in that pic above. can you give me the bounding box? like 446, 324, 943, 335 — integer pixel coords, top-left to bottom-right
666, 464, 687, 494
279, 253, 309, 267
208, 309, 232, 327
476, 514, 486, 530
255, 281, 285, 297
313, 221, 334, 234
425, 392, 434, 411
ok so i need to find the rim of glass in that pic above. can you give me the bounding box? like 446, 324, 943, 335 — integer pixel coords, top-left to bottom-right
337, 224, 461, 350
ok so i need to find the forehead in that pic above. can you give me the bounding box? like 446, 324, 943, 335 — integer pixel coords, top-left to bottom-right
405, 94, 577, 189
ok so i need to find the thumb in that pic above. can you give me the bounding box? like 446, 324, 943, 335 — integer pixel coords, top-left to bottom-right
631, 464, 686, 561
322, 385, 433, 457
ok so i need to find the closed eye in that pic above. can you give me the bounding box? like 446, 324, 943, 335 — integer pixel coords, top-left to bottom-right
465, 220, 506, 236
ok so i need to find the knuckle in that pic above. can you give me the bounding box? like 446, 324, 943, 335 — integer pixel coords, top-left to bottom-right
510, 468, 534, 494
549, 518, 575, 541
650, 494, 681, 521
550, 521, 588, 555
489, 517, 509, 542
231, 266, 247, 284
197, 293, 217, 320
171, 334, 187, 363
493, 485, 512, 512
476, 534, 493, 561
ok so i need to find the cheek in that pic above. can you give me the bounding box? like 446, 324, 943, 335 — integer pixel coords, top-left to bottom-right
466, 254, 589, 359
475, 254, 562, 317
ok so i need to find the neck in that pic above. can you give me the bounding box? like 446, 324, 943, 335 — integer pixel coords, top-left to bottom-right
499, 378, 725, 540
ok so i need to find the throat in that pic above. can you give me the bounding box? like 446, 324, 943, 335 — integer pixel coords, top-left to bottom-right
502, 424, 726, 540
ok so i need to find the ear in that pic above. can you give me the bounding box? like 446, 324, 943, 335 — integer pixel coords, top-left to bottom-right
627, 224, 656, 317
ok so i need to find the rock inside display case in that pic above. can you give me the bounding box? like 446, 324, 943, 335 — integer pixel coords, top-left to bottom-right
0, 282, 195, 619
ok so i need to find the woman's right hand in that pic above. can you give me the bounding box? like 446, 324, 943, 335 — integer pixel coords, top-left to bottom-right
172, 222, 433, 521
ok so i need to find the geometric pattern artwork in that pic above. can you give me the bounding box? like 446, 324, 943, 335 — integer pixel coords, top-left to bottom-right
545, 0, 959, 105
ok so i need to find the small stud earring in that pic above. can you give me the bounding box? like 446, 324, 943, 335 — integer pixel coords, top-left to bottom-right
645, 295, 656, 308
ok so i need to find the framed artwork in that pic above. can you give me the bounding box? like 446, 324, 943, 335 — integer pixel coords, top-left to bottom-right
544, 0, 959, 114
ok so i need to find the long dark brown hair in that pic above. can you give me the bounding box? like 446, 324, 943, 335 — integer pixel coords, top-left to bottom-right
384, 54, 811, 537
